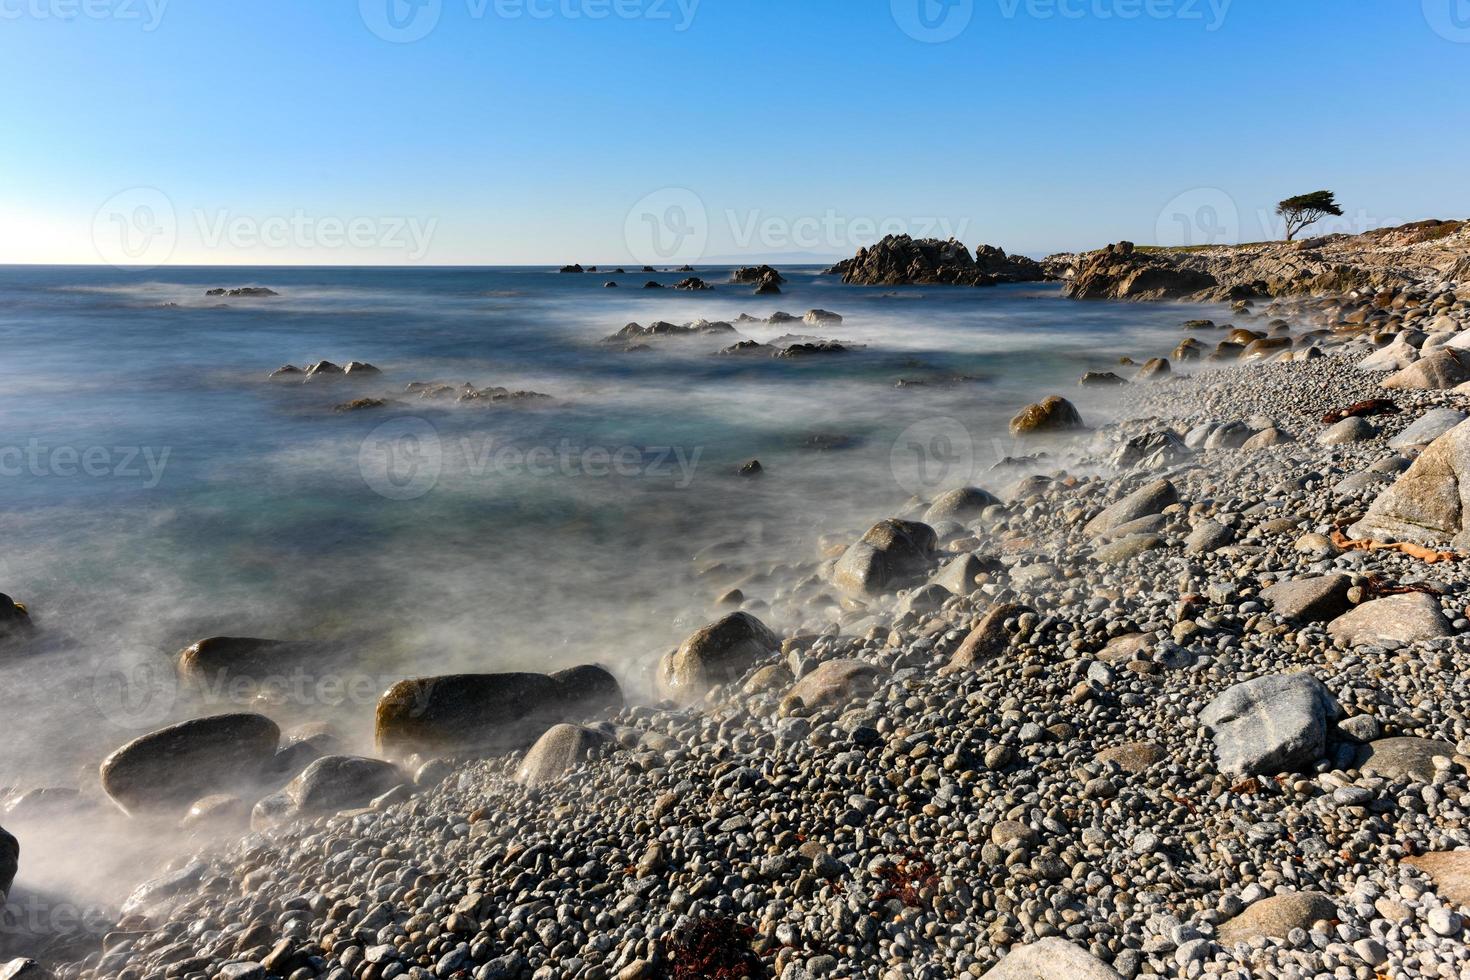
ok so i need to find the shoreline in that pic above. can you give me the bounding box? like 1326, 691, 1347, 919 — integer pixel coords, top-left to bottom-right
6, 259, 1470, 979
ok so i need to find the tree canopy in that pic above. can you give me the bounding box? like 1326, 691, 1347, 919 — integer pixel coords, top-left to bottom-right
1276, 190, 1344, 241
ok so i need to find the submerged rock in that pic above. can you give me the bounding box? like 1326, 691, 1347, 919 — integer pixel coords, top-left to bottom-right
100, 713, 281, 816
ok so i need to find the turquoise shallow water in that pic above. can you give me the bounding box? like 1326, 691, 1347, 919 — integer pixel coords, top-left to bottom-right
0, 264, 1234, 782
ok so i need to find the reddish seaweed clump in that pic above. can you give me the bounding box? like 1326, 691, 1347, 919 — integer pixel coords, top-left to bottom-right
664, 914, 769, 980
875, 853, 939, 908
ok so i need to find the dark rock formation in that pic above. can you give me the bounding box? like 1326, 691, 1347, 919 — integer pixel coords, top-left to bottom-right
825, 236, 1047, 287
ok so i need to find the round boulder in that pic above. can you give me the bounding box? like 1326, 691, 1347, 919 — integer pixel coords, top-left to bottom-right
515, 725, 613, 786
656, 612, 780, 703
1009, 396, 1084, 436
99, 713, 280, 816
375, 672, 567, 758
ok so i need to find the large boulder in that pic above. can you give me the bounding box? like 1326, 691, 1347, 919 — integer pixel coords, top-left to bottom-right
784, 660, 884, 709
655, 612, 780, 703
0, 825, 15, 897
1390, 408, 1468, 449
1009, 396, 1084, 436
1260, 574, 1353, 623
1063, 242, 1217, 301
100, 713, 280, 816
1326, 593, 1455, 647
1349, 419, 1470, 550
1199, 675, 1341, 776
1382, 349, 1470, 389
832, 519, 937, 596
376, 668, 619, 758
825, 236, 1045, 287
1217, 892, 1338, 944
978, 938, 1122, 979
515, 724, 612, 786
1082, 479, 1179, 539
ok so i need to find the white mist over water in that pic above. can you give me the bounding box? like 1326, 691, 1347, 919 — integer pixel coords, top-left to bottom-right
0, 265, 1236, 915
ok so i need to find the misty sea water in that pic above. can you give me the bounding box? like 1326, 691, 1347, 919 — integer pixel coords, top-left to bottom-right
0, 264, 1234, 785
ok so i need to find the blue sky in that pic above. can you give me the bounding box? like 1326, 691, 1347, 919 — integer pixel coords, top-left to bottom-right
2, 0, 1467, 265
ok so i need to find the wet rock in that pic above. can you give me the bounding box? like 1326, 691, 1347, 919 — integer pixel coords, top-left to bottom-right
1109, 430, 1190, 470
375, 673, 573, 758
922, 487, 1000, 523
785, 660, 884, 709
832, 519, 937, 596
179, 794, 249, 833
1136, 357, 1172, 380
254, 756, 401, 829
551, 664, 623, 718
515, 725, 612, 786
1199, 674, 1341, 776
929, 553, 985, 596
803, 309, 843, 325
1083, 479, 1178, 539
1217, 892, 1338, 944
0, 825, 15, 897
978, 938, 1122, 979
655, 612, 780, 703
1358, 736, 1457, 783
1009, 396, 1084, 436
731, 265, 786, 285
175, 636, 315, 687
100, 713, 280, 816
1260, 574, 1353, 623
1326, 593, 1455, 646
0, 594, 32, 644
206, 287, 277, 298
1079, 371, 1128, 387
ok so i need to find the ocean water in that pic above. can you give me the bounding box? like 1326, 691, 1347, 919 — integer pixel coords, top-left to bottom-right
0, 264, 1236, 791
